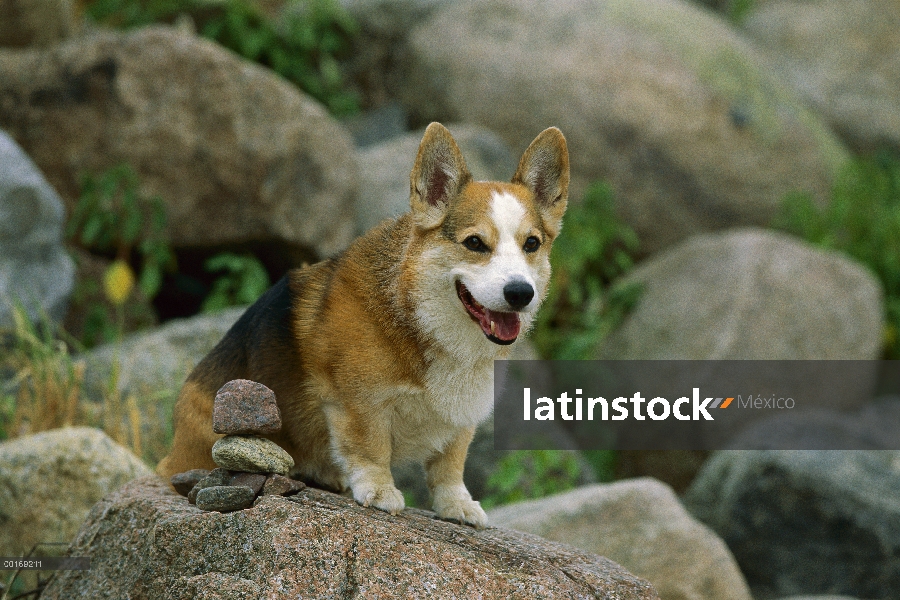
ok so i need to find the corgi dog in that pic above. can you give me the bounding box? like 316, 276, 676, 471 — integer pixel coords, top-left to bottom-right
156, 123, 569, 527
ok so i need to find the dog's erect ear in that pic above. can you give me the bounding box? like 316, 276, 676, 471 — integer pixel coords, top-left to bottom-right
410, 123, 472, 226
512, 127, 569, 235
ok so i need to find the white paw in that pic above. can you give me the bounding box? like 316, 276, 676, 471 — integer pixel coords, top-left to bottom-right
353, 482, 405, 515
433, 485, 488, 529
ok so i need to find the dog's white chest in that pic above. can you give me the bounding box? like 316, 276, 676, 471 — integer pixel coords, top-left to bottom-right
389, 355, 495, 463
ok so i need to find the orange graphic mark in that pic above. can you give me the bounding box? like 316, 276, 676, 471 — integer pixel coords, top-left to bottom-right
720, 397, 733, 409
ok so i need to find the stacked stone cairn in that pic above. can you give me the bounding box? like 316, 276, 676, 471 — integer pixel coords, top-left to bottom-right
170, 379, 305, 512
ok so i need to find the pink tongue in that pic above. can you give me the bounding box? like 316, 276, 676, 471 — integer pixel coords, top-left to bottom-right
481, 307, 521, 341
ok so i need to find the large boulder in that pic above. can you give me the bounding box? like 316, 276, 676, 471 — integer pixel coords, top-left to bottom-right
0, 26, 358, 261
398, 0, 848, 254
338, 0, 450, 111
0, 130, 74, 328
78, 306, 246, 402
774, 597, 860, 600
0, 427, 152, 559
0, 0, 78, 48
340, 0, 448, 40
600, 228, 883, 360
743, 0, 900, 154
489, 479, 752, 600
597, 228, 883, 447
355, 123, 516, 233
726, 396, 900, 450
43, 476, 659, 599
684, 450, 900, 599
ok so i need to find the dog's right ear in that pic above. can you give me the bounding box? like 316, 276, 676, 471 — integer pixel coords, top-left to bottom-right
410, 123, 472, 228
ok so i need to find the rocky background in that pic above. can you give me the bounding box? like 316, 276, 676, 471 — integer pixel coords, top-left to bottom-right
1, 0, 899, 598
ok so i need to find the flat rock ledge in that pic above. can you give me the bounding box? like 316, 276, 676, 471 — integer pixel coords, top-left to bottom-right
43, 476, 658, 600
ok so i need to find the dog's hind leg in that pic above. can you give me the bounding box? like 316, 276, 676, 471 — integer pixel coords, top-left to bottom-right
156, 380, 221, 478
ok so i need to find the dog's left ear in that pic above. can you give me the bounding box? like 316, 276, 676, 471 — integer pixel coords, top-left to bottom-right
512, 127, 569, 236
410, 123, 472, 228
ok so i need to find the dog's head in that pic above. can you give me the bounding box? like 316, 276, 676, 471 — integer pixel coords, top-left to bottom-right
407, 123, 569, 354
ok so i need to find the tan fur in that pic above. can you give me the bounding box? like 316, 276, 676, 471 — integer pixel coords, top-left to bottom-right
157, 123, 569, 527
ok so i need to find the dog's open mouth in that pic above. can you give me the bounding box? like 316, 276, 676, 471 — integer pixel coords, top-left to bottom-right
456, 281, 520, 345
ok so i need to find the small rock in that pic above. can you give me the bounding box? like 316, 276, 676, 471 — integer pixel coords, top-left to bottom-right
229, 472, 267, 496
262, 474, 306, 497
213, 379, 281, 435
187, 467, 231, 504
170, 469, 210, 497
211, 436, 294, 475
195, 485, 256, 512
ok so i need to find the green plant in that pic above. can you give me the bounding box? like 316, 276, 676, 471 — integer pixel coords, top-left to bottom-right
83, 0, 185, 26
202, 252, 271, 312
774, 151, 900, 357
67, 164, 175, 301
66, 164, 174, 346
582, 449, 617, 482
0, 392, 13, 442
531, 182, 642, 359
208, 0, 359, 115
481, 450, 583, 509
85, 0, 360, 115
726, 0, 755, 23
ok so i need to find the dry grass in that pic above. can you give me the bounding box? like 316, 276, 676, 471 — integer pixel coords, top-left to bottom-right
0, 305, 170, 466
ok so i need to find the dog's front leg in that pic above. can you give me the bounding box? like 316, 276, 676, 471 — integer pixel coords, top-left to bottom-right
324, 403, 405, 515
426, 426, 487, 528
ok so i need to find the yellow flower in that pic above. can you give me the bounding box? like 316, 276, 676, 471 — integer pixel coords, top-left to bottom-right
104, 260, 135, 306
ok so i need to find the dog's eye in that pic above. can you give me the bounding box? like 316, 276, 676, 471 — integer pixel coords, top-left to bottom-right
463, 235, 487, 252
523, 236, 541, 253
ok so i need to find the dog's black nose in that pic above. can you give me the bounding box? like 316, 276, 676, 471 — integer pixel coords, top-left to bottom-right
504, 281, 534, 310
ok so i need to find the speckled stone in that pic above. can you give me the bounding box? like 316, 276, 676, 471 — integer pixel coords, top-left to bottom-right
170, 469, 210, 497
195, 485, 256, 512
261, 474, 306, 496
41, 477, 661, 599
229, 472, 267, 496
213, 379, 282, 435
211, 435, 294, 475
187, 467, 231, 504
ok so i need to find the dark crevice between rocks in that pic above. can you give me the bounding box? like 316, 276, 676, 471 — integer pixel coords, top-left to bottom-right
29, 58, 118, 108
152, 240, 317, 321
341, 535, 361, 599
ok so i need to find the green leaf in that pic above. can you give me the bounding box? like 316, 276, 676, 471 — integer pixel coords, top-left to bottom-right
80, 216, 104, 247
774, 151, 900, 357
139, 263, 163, 299
122, 201, 143, 245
